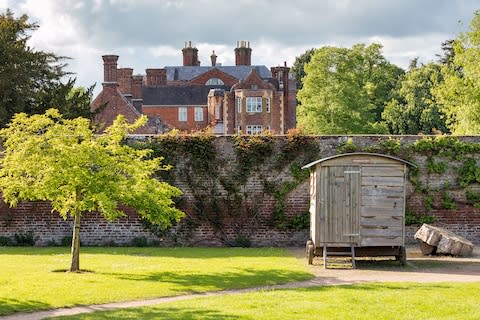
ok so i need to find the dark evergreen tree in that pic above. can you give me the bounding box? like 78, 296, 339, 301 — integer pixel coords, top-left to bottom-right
0, 9, 97, 126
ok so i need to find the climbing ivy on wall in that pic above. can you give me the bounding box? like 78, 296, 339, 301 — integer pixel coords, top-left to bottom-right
131, 133, 480, 242
130, 129, 320, 246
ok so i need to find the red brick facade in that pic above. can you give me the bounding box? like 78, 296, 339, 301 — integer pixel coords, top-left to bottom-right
142, 106, 208, 132
91, 42, 296, 135
90, 84, 155, 134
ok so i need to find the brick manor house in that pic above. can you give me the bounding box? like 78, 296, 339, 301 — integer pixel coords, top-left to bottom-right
91, 41, 297, 134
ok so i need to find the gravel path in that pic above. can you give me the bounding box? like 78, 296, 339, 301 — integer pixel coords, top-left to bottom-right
2, 246, 479, 320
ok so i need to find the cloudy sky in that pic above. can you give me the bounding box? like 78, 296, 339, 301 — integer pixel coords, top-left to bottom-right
1, 0, 479, 95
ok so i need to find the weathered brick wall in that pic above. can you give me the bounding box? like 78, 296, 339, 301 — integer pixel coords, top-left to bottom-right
1, 135, 480, 246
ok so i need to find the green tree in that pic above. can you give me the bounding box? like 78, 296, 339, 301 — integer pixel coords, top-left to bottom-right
433, 11, 480, 134
0, 110, 183, 272
0, 10, 96, 126
35, 79, 100, 120
437, 39, 456, 66
382, 63, 448, 134
291, 48, 315, 90
297, 43, 403, 134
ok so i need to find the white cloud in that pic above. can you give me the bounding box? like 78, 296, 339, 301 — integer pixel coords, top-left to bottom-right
366, 34, 451, 68
0, 0, 9, 10
2, 0, 479, 96
148, 45, 180, 59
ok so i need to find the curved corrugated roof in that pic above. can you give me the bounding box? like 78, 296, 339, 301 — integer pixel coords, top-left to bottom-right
302, 152, 417, 169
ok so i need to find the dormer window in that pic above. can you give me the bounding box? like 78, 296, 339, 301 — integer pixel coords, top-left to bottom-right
251, 84, 258, 90
205, 78, 224, 85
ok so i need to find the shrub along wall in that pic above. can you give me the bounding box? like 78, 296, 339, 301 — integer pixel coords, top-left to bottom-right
1, 133, 480, 246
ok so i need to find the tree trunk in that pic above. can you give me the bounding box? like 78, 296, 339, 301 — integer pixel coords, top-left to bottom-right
70, 214, 81, 272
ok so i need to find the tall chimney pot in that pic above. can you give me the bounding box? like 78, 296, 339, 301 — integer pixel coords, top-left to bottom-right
102, 55, 119, 84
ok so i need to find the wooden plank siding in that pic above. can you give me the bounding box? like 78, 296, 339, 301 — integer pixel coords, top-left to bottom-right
360, 163, 405, 247
309, 153, 408, 249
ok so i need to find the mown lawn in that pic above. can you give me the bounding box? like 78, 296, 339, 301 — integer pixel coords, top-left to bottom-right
51, 282, 480, 320
0, 247, 313, 316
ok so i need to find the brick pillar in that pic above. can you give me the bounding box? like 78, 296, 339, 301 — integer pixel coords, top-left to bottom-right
102, 55, 119, 84
271, 63, 294, 133
182, 41, 199, 66
118, 68, 133, 94
145, 68, 167, 86
271, 64, 290, 92
235, 41, 252, 66
132, 75, 143, 100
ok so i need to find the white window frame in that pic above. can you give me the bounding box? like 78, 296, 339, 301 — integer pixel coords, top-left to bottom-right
246, 125, 263, 135
205, 78, 224, 85
215, 104, 221, 120
236, 97, 242, 113
178, 107, 187, 122
194, 107, 203, 122
246, 97, 262, 113
266, 97, 270, 113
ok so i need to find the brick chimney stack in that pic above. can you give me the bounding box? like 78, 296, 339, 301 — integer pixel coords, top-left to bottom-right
145, 68, 167, 86
210, 50, 217, 66
234, 41, 252, 66
182, 41, 200, 66
132, 75, 143, 100
102, 55, 119, 85
117, 68, 133, 94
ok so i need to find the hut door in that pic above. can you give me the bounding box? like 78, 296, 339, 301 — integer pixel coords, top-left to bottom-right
322, 166, 360, 244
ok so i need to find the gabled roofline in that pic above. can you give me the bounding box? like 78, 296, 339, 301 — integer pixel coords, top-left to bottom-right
189, 67, 239, 84
302, 152, 417, 169
116, 88, 142, 116
231, 68, 276, 91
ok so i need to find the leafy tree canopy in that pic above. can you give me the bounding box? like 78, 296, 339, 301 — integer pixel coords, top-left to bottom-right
0, 110, 183, 271
433, 10, 480, 134
291, 48, 315, 90
0, 9, 96, 126
382, 63, 449, 134
297, 43, 403, 134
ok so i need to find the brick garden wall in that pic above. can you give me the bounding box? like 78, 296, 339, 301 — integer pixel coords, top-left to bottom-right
1, 135, 480, 246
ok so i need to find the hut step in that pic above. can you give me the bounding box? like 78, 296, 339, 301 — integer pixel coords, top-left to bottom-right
326, 252, 353, 255
323, 245, 356, 269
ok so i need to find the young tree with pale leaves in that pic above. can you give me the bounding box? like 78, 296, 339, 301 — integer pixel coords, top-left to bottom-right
0, 110, 183, 272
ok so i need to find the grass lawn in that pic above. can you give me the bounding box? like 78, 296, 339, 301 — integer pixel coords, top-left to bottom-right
0, 247, 313, 316
50, 282, 480, 320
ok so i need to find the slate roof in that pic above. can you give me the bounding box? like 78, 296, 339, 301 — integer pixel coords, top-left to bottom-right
164, 65, 272, 81
142, 85, 229, 105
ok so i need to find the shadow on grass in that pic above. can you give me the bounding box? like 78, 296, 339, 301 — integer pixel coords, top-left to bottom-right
0, 298, 52, 316
53, 307, 241, 320
97, 268, 314, 291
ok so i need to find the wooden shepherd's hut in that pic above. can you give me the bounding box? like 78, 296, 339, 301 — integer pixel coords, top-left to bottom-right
302, 153, 416, 268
